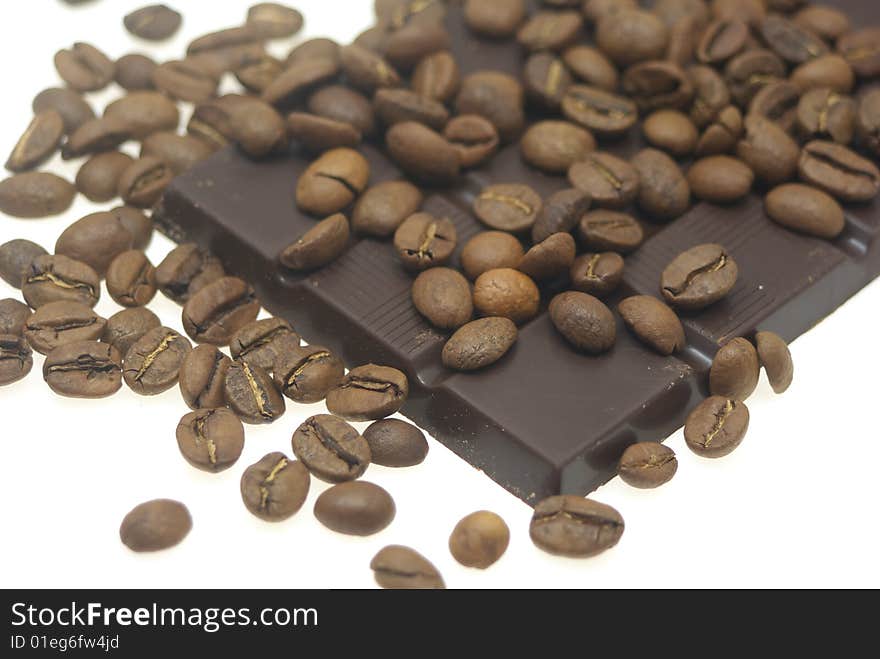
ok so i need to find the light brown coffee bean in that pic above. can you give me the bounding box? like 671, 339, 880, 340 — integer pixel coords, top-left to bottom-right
176, 408, 245, 473
279, 213, 350, 272
764, 183, 844, 240
473, 268, 539, 325
569, 252, 624, 298
709, 337, 760, 401
393, 212, 457, 271
106, 250, 156, 307
386, 121, 460, 184
314, 481, 396, 536
660, 243, 738, 310
460, 231, 524, 281
5, 110, 64, 173
550, 291, 616, 354
530, 495, 624, 557
521, 121, 595, 174
23, 301, 105, 355
443, 115, 499, 169
684, 396, 749, 458
755, 330, 793, 394
442, 316, 517, 372
0, 172, 76, 219
618, 442, 678, 489
618, 295, 685, 356
577, 211, 643, 254
179, 344, 232, 411
119, 500, 191, 552
687, 155, 754, 204
449, 511, 510, 569
568, 152, 639, 210
371, 545, 445, 589
240, 452, 310, 522
411, 267, 473, 330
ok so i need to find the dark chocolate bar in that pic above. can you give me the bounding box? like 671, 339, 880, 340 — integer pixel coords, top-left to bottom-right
156, 1, 880, 504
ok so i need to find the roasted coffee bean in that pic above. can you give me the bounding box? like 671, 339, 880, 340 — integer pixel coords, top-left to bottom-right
443, 115, 499, 169
62, 117, 131, 160
463, 0, 526, 38
187, 26, 262, 55
371, 545, 445, 589
632, 149, 690, 221
241, 452, 310, 521
736, 115, 800, 185
642, 110, 698, 158
104, 92, 179, 140
374, 88, 449, 131
54, 42, 114, 92
796, 89, 857, 144
622, 61, 694, 113
225, 360, 285, 424
412, 51, 460, 103
531, 188, 591, 244
117, 157, 173, 208
521, 121, 594, 174
655, 0, 710, 29
326, 364, 409, 422
182, 277, 260, 346
762, 14, 827, 65
562, 45, 618, 91
749, 81, 799, 132
247, 3, 303, 38
725, 49, 786, 107
460, 231, 524, 280
115, 53, 158, 91
684, 396, 749, 458
287, 113, 361, 153
0, 334, 32, 386
793, 5, 849, 43
0, 299, 31, 336
363, 419, 428, 468
472, 268, 539, 326
0, 172, 76, 218
661, 243, 737, 310
618, 295, 685, 356
314, 481, 395, 536
274, 344, 344, 403
393, 212, 457, 271
567, 152, 639, 210
666, 15, 700, 67
339, 44, 401, 93
22, 255, 100, 309
286, 37, 340, 68
43, 340, 122, 398
221, 98, 288, 158
176, 408, 245, 473
693, 103, 742, 157
688, 155, 754, 204
474, 184, 541, 234
838, 28, 880, 79
412, 267, 473, 330
55, 211, 134, 276
755, 330, 793, 394
235, 53, 283, 94
141, 132, 214, 176
442, 316, 517, 372
596, 9, 668, 67
261, 58, 338, 109
688, 64, 730, 128
517, 10, 582, 52
550, 291, 615, 353
32, 88, 95, 135
583, 0, 637, 23
296, 148, 370, 216
156, 243, 225, 303
102, 307, 160, 356
791, 54, 854, 94
123, 326, 191, 395
106, 250, 157, 308
569, 252, 624, 298
75, 152, 133, 203
23, 301, 105, 355
710, 336, 760, 402
308, 85, 375, 137
386, 121, 460, 184
561, 85, 638, 138
279, 213, 350, 272
0, 239, 47, 289
124, 4, 182, 40
577, 211, 643, 254
179, 344, 231, 410
449, 511, 510, 569
518, 232, 576, 282
119, 500, 191, 552
618, 442, 678, 489
5, 111, 64, 173
111, 205, 153, 250
352, 181, 422, 238
153, 60, 219, 104
455, 71, 525, 143
530, 495, 624, 557
712, 0, 766, 27
697, 19, 748, 64
798, 140, 879, 203
291, 414, 371, 481
385, 21, 450, 72
765, 183, 844, 240
229, 318, 299, 371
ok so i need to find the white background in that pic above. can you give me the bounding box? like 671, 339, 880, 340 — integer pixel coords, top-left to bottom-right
0, 0, 878, 589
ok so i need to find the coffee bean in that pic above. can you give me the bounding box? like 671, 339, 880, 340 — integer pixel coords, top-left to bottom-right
291, 414, 371, 481
794, 6, 849, 43
314, 481, 395, 536
153, 60, 219, 104
385, 21, 450, 72
43, 340, 122, 398
287, 113, 361, 153
596, 9, 668, 67
5, 111, 64, 173
54, 42, 114, 92
187, 26, 262, 55
755, 330, 793, 394
22, 255, 100, 309
577, 211, 643, 254
666, 15, 700, 66
661, 243, 737, 310
225, 360, 285, 424
412, 50, 460, 103
449, 511, 510, 569
618, 442, 678, 489
240, 452, 310, 521
569, 252, 624, 298
464, 0, 526, 38
697, 19, 748, 64
122, 326, 191, 395
764, 183, 844, 240
684, 396, 749, 458
55, 211, 134, 276
736, 115, 800, 186
411, 268, 473, 330
176, 408, 245, 473
32, 88, 95, 135
791, 54, 854, 94
688, 155, 754, 204
472, 268, 540, 326
442, 316, 517, 371
363, 418, 429, 467
561, 85, 638, 138
622, 61, 694, 114
712, 0, 766, 27
798, 140, 879, 203
518, 233, 576, 282
177, 344, 230, 410
0, 172, 76, 218
473, 184, 541, 234
186, 97, 236, 149
443, 115, 499, 169
838, 28, 880, 79
517, 10, 582, 52
761, 14, 827, 65
274, 344, 344, 403
618, 295, 685, 356
117, 157, 173, 208
632, 149, 691, 221
371, 545, 445, 589
0, 239, 47, 288
119, 500, 191, 552
709, 337, 759, 401
530, 495, 624, 557
339, 44, 401, 94
374, 88, 449, 131
455, 71, 525, 143
229, 317, 298, 372
104, 92, 179, 141
460, 232, 524, 280
62, 117, 131, 160
279, 213, 350, 272
114, 205, 156, 251
550, 291, 616, 354
326, 364, 409, 422
75, 152, 133, 203
352, 181, 422, 238
286, 38, 340, 68
533, 189, 592, 245
0, 299, 31, 336
224, 97, 288, 158
156, 243, 225, 304
124, 4, 182, 40
524, 53, 573, 114
642, 110, 699, 158
141, 132, 214, 176
796, 89, 856, 144
393, 212, 457, 271
562, 45, 618, 91
106, 250, 157, 307
102, 307, 161, 356
521, 121, 594, 174
182, 277, 260, 346
0, 335, 33, 386
688, 64, 731, 128
696, 105, 743, 156
23, 301, 105, 355
308, 85, 376, 138
246, 3, 304, 38
567, 152, 639, 210
386, 121, 460, 184
235, 53, 283, 94
115, 53, 158, 91
296, 148, 369, 216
